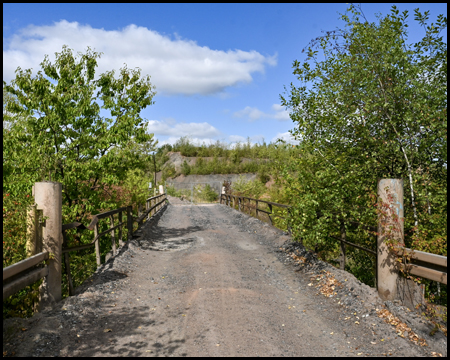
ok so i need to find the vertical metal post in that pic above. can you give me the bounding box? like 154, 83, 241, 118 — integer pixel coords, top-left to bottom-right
110, 214, 116, 256
268, 203, 273, 225
256, 200, 259, 218
191, 183, 194, 204
127, 205, 133, 241
62, 231, 74, 296
34, 181, 62, 307
118, 211, 123, 247
377, 179, 404, 301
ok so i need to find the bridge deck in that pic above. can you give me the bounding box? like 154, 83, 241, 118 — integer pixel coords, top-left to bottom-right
3, 200, 437, 357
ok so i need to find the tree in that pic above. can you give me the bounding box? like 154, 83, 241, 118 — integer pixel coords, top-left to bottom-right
280, 5, 446, 282
3, 45, 157, 221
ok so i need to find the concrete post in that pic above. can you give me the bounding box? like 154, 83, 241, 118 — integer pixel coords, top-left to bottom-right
26, 204, 38, 257
34, 181, 62, 308
377, 179, 404, 301
159, 184, 164, 194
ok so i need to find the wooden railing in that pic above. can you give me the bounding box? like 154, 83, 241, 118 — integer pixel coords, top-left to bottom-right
395, 248, 447, 285
61, 193, 167, 295
3, 251, 49, 300
3, 190, 168, 301
220, 193, 447, 287
220, 194, 290, 227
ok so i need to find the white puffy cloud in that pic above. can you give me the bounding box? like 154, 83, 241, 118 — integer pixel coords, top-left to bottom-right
232, 106, 266, 121
147, 119, 221, 139
271, 131, 300, 145
271, 104, 290, 121
228, 135, 247, 143
3, 21, 277, 96
233, 103, 290, 122
158, 137, 217, 147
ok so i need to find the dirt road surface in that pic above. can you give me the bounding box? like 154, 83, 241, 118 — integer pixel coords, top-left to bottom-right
3, 197, 445, 357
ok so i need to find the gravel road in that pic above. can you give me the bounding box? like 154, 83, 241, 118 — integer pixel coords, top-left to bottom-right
3, 197, 446, 357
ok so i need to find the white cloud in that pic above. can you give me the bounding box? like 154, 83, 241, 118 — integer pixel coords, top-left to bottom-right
228, 135, 247, 143
271, 131, 300, 145
232, 106, 266, 121
147, 119, 221, 139
158, 136, 217, 147
3, 21, 277, 96
271, 104, 290, 121
233, 103, 290, 122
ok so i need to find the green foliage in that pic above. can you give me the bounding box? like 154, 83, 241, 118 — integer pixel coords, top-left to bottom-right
181, 160, 191, 176
3, 45, 157, 318
231, 176, 267, 200
161, 163, 176, 181
122, 168, 151, 205
280, 4, 447, 292
194, 184, 218, 203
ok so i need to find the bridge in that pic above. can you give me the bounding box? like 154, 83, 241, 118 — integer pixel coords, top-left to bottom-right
3, 185, 447, 357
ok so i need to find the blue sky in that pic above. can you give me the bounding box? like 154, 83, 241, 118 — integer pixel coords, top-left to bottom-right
3, 3, 447, 147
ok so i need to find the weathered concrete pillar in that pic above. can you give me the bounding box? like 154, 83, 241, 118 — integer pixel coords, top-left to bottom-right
26, 204, 38, 257
34, 181, 62, 308
159, 185, 164, 194
377, 179, 404, 301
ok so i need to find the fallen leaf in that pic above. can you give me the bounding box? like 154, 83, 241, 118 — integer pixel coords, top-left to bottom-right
216, 344, 220, 346
182, 314, 186, 316
355, 321, 360, 324
21, 328, 27, 331
308, 283, 313, 286
381, 339, 384, 341
371, 341, 376, 345
357, 353, 363, 355
104, 329, 112, 333
146, 350, 152, 353
330, 332, 334, 335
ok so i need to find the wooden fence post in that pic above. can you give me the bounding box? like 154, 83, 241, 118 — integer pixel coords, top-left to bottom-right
340, 222, 346, 271
238, 197, 241, 212
127, 206, 133, 241
34, 181, 62, 308
377, 179, 404, 301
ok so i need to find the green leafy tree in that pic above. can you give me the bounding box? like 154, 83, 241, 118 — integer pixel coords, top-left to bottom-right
3, 45, 157, 316
281, 5, 447, 284
3, 45, 157, 221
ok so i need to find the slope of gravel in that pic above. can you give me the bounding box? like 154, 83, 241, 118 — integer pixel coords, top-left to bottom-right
3, 200, 446, 357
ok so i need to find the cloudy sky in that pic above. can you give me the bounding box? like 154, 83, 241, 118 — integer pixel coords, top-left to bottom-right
3, 3, 447, 147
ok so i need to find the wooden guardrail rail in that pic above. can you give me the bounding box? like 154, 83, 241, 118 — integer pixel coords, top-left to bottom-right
62, 193, 167, 295
3, 251, 49, 300
220, 194, 290, 227
395, 248, 447, 285
220, 185, 447, 298
3, 185, 168, 302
